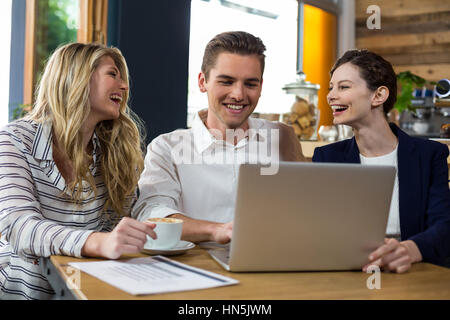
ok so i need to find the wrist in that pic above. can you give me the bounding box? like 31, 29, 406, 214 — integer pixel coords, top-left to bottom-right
207, 222, 223, 242
81, 232, 105, 257
169, 213, 220, 243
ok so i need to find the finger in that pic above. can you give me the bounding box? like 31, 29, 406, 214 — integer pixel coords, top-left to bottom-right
370, 258, 382, 268
126, 227, 157, 242
120, 218, 157, 240
111, 231, 146, 250
396, 263, 412, 274
380, 247, 403, 267
143, 221, 157, 229
120, 216, 154, 231
118, 244, 143, 256
140, 221, 158, 237
362, 262, 381, 272
387, 255, 412, 273
362, 263, 371, 272
123, 235, 147, 248
145, 228, 157, 240
382, 244, 409, 266
369, 239, 399, 261
363, 258, 383, 272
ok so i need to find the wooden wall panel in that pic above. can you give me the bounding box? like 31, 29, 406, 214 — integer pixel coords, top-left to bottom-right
394, 64, 450, 82
356, 31, 450, 49
355, 0, 450, 82
356, 0, 450, 19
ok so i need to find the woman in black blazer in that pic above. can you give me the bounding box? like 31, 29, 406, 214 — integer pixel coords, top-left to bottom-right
313, 50, 450, 272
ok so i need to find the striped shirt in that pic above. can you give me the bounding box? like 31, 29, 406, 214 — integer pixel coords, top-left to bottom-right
0, 119, 126, 299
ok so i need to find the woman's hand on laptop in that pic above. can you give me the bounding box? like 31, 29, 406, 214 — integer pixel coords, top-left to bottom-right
362, 238, 423, 273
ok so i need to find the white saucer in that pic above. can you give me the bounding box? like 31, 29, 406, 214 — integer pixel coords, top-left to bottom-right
141, 240, 195, 256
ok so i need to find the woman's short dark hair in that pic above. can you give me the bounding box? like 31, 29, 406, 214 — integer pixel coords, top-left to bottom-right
201, 31, 266, 81
330, 49, 397, 114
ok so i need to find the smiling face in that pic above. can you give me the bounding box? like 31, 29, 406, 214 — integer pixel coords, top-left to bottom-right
199, 52, 263, 133
327, 62, 379, 127
88, 56, 128, 125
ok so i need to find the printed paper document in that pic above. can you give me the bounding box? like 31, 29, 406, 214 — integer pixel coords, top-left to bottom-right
69, 255, 238, 295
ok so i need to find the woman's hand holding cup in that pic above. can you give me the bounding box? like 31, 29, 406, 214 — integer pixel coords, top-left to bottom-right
82, 217, 157, 259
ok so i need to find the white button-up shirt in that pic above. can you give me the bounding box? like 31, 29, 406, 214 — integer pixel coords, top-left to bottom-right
132, 110, 284, 223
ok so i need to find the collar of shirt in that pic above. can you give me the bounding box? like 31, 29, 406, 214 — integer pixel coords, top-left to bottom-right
31, 120, 101, 193
31, 120, 101, 162
191, 109, 266, 154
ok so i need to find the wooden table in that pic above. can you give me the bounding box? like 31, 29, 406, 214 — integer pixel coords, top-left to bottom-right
42, 246, 450, 300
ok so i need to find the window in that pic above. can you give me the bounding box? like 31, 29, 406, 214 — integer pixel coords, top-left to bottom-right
22, 0, 108, 110
23, 0, 79, 107
188, 0, 341, 130
188, 0, 298, 126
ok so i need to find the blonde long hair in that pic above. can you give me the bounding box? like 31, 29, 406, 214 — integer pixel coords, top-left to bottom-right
27, 42, 145, 215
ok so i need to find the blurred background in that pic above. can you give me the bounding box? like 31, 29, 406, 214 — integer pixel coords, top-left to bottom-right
1, 0, 450, 143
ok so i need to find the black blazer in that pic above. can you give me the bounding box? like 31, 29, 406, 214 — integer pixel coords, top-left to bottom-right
313, 123, 450, 266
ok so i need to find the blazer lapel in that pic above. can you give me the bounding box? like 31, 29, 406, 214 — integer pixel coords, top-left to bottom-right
392, 124, 422, 239
344, 137, 361, 163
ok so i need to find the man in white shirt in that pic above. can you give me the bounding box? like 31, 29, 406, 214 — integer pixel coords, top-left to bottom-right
132, 31, 304, 244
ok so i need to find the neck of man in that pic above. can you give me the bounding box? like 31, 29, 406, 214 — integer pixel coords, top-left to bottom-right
205, 112, 250, 146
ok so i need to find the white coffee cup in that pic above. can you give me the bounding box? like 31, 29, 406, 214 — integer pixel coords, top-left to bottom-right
145, 217, 183, 249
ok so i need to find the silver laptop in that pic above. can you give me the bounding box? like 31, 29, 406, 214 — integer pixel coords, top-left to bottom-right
207, 162, 395, 272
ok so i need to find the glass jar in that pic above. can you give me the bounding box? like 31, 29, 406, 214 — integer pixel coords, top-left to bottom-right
282, 73, 320, 140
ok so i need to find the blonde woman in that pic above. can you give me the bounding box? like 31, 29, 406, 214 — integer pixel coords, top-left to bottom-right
0, 43, 156, 299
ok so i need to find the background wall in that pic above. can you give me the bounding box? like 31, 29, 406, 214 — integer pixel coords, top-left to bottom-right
355, 0, 450, 82
107, 0, 191, 144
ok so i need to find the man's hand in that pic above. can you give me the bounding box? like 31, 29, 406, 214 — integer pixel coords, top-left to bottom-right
211, 221, 233, 244
362, 238, 422, 273
82, 217, 157, 259
168, 213, 233, 244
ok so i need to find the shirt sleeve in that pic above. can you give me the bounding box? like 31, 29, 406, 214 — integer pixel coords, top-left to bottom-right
409, 143, 450, 264
131, 136, 186, 221
0, 130, 94, 262
277, 122, 305, 162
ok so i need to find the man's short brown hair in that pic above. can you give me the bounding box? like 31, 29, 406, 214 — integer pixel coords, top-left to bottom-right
201, 31, 266, 81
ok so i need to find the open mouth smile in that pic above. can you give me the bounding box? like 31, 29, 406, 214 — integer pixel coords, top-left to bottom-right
331, 104, 348, 115
110, 94, 123, 105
